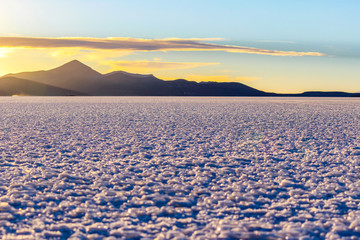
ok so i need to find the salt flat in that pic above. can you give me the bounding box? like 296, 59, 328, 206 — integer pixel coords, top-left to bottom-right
0, 97, 359, 239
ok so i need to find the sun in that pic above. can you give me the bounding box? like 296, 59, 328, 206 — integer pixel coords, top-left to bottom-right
0, 48, 13, 75
0, 47, 12, 58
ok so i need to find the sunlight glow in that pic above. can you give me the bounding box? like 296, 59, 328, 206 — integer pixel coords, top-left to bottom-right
186, 75, 259, 83
105, 60, 219, 73
0, 47, 12, 58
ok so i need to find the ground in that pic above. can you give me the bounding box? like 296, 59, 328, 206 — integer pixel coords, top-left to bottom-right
0, 97, 360, 239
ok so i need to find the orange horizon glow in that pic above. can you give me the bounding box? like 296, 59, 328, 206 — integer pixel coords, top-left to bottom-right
185, 75, 259, 83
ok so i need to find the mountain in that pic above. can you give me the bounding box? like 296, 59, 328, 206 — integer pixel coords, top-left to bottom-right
0, 77, 85, 96
94, 72, 268, 96
4, 60, 103, 93
95, 71, 170, 96
105, 71, 155, 78
2, 60, 268, 96
1, 60, 358, 97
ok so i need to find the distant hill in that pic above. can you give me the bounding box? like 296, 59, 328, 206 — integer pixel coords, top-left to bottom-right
1, 60, 358, 97
278, 91, 358, 97
299, 91, 354, 97
0, 77, 85, 96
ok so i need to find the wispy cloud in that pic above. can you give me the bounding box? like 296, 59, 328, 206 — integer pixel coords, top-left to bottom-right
0, 37, 324, 56
106, 60, 218, 73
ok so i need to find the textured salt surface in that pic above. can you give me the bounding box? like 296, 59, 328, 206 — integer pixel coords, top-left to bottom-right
0, 97, 359, 239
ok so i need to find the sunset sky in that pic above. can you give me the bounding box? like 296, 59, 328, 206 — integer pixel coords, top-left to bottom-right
0, 0, 359, 93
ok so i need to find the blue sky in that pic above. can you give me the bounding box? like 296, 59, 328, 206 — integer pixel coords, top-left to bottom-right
0, 0, 359, 93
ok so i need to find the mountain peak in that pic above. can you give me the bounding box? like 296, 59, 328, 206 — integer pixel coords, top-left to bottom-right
66, 59, 83, 65
51, 60, 102, 77
57, 59, 91, 69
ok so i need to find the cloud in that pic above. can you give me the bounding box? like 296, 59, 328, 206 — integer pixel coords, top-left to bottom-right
186, 75, 259, 83
0, 37, 324, 56
49, 48, 132, 61
106, 60, 218, 73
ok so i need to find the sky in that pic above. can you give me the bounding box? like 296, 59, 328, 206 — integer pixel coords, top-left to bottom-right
0, 0, 359, 93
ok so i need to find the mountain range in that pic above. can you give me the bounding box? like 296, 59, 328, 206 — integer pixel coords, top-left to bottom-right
0, 60, 358, 97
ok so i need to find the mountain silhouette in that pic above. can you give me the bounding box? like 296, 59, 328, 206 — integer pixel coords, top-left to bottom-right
0, 77, 85, 96
2, 60, 268, 96
1, 60, 358, 97
4, 60, 103, 93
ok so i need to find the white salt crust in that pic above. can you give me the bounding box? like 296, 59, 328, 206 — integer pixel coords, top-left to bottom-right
0, 97, 359, 239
